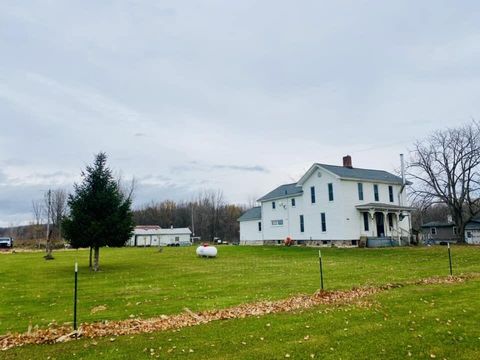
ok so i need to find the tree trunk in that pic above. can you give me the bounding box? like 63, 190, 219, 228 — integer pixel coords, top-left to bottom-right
89, 247, 93, 269
93, 246, 100, 272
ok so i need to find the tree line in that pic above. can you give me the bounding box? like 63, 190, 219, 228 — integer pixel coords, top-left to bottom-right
132, 191, 245, 243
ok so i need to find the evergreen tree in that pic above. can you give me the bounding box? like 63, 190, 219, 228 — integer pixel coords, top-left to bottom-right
63, 152, 134, 271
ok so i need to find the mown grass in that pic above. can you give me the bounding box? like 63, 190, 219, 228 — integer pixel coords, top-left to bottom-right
4, 278, 480, 359
1, 246, 479, 336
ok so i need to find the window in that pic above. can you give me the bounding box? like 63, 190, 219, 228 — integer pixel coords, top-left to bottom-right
291, 198, 296, 207
374, 184, 379, 201
321, 213, 327, 232
358, 183, 364, 200
271, 219, 284, 226
258, 222, 262, 231
431, 227, 437, 235
388, 213, 393, 228
310, 186, 316, 204
363, 213, 369, 231
453, 227, 457, 235
300, 215, 304, 233
328, 183, 334, 201
389, 186, 394, 203
467, 231, 473, 238
175, 236, 180, 242
272, 201, 276, 209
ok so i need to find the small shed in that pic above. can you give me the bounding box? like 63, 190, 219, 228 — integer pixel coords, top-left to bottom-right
421, 221, 460, 244
128, 226, 192, 247
465, 217, 480, 244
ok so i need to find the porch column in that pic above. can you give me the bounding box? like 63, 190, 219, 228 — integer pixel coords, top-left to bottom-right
383, 211, 389, 237
369, 209, 375, 237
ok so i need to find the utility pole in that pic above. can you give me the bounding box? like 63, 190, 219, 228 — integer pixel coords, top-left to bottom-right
191, 203, 195, 237
45, 189, 54, 260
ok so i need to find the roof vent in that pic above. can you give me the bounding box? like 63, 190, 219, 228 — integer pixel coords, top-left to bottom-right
343, 155, 353, 168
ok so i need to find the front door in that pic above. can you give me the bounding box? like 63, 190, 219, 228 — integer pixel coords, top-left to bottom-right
375, 212, 385, 237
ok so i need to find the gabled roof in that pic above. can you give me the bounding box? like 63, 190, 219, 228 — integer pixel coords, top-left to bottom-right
257, 183, 303, 202
318, 163, 404, 184
238, 206, 262, 222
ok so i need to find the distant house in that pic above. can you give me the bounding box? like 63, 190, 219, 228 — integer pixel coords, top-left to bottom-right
464, 216, 480, 244
238, 155, 414, 247
421, 221, 460, 244
127, 225, 192, 247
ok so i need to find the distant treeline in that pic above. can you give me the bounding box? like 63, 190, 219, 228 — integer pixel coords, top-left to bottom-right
133, 191, 245, 242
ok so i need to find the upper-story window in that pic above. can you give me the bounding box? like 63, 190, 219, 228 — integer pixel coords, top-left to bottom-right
358, 183, 364, 201
328, 183, 334, 201
272, 201, 276, 209
291, 198, 296, 207
300, 215, 305, 232
310, 186, 316, 204
388, 186, 394, 203
374, 184, 379, 202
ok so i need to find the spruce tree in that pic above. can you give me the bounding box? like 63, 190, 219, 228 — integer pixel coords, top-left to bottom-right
63, 152, 134, 271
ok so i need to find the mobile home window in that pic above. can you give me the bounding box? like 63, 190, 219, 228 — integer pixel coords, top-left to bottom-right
453, 227, 457, 235
300, 215, 304, 233
310, 186, 316, 204
291, 198, 296, 207
374, 184, 379, 201
389, 186, 394, 203
467, 231, 472, 238
271, 219, 284, 226
431, 227, 437, 235
258, 222, 262, 231
321, 213, 327, 232
272, 201, 276, 209
363, 213, 369, 231
358, 183, 364, 200
328, 183, 334, 201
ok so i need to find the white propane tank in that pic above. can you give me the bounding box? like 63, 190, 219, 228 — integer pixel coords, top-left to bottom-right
196, 244, 218, 258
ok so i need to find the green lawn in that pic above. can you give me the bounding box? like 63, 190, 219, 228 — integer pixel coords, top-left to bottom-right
1, 245, 480, 359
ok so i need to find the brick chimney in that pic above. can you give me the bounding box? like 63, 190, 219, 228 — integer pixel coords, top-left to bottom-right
343, 155, 353, 168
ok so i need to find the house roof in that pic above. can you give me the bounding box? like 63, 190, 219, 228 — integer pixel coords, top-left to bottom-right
421, 221, 456, 228
317, 164, 405, 184
257, 183, 303, 202
238, 206, 262, 222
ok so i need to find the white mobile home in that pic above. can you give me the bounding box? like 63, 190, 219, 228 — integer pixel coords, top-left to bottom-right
128, 226, 192, 247
238, 155, 414, 246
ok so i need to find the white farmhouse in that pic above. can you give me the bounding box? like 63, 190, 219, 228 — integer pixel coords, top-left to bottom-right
239, 155, 414, 247
127, 225, 192, 247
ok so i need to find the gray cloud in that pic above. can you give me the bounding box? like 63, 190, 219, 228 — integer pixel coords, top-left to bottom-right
1, 1, 479, 224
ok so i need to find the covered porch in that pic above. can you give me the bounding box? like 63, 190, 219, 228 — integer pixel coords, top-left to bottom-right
356, 203, 415, 246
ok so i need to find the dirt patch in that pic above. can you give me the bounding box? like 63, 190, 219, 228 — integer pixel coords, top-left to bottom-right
0, 274, 473, 351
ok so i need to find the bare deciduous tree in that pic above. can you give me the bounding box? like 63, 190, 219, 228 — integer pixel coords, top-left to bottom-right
408, 121, 480, 242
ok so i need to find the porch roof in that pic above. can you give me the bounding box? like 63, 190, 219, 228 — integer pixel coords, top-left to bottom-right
355, 203, 416, 212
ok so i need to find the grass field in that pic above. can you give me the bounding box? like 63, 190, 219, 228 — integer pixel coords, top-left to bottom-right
1, 245, 480, 359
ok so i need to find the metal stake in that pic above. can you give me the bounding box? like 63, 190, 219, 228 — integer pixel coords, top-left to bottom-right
448, 243, 453, 276
74, 262, 78, 332
319, 250, 324, 291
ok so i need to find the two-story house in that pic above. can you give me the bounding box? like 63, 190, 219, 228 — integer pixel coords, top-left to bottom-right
238, 155, 414, 247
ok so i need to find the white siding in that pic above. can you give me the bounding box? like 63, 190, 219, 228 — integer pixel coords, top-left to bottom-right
239, 220, 263, 243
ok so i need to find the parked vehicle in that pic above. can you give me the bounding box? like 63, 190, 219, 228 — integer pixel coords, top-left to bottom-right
0, 237, 13, 248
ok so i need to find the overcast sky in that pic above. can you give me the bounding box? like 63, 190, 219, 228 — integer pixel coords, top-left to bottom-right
1, 1, 479, 226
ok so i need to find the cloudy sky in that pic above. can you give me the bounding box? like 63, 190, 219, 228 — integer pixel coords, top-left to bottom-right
1, 1, 479, 226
